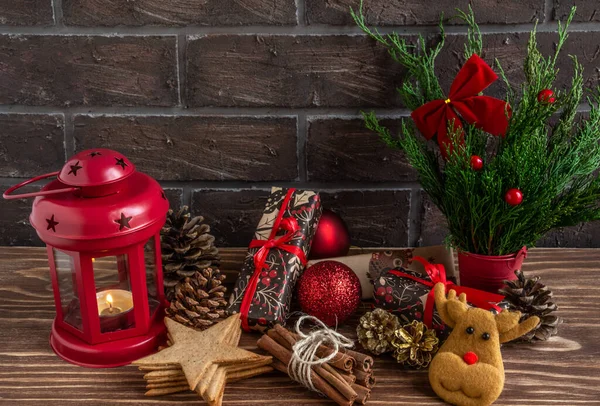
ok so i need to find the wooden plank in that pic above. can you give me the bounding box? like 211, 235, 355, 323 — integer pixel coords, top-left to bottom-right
0, 247, 598, 405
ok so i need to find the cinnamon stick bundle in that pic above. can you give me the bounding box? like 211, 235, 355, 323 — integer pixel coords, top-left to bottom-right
257, 334, 355, 406
290, 331, 355, 372
268, 327, 358, 402
261, 325, 376, 405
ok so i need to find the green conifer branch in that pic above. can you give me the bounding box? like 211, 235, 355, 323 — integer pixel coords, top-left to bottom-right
354, 5, 600, 255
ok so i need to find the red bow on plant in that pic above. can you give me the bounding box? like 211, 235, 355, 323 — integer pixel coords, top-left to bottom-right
410, 54, 511, 159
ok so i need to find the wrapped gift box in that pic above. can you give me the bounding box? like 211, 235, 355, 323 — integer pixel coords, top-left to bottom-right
369, 255, 504, 341
228, 187, 322, 332
307, 246, 455, 299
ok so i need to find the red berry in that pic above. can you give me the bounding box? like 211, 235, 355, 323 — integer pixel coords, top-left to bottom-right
415, 312, 422, 319
260, 271, 268, 278
385, 294, 393, 303
537, 89, 555, 104
261, 277, 271, 286
376, 287, 386, 296
386, 286, 393, 294
269, 270, 278, 278
505, 188, 524, 206
470, 155, 484, 171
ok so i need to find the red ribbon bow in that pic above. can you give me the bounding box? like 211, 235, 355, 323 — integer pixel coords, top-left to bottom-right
239, 188, 307, 331
410, 54, 511, 159
388, 256, 504, 328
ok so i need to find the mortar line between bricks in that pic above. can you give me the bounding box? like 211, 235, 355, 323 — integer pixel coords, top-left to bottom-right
297, 112, 308, 182
543, 0, 553, 23
409, 189, 423, 247
0, 103, 592, 118
51, 0, 63, 26
175, 36, 182, 106
0, 105, 415, 116
295, 0, 306, 26
63, 113, 74, 161
0, 21, 597, 36
181, 187, 192, 208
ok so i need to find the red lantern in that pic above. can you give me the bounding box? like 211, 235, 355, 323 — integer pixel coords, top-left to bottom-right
3, 149, 169, 368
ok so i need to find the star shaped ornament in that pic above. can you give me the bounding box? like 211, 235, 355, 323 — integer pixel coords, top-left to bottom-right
133, 314, 272, 405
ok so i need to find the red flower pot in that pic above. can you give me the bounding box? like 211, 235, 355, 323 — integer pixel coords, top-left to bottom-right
458, 247, 527, 293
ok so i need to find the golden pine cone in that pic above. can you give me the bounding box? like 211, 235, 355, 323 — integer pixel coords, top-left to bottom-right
356, 308, 401, 355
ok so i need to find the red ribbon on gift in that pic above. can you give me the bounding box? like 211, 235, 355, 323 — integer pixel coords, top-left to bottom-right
410, 54, 512, 159
239, 188, 307, 331
388, 256, 504, 328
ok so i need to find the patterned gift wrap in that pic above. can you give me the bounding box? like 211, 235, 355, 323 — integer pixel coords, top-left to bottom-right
369, 255, 505, 342
228, 187, 322, 332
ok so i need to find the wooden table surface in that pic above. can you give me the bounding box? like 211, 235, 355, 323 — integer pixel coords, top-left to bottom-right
1, 246, 599, 405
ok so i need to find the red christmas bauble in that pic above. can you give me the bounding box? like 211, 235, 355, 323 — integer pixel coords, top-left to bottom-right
296, 261, 361, 326
537, 89, 555, 104
309, 210, 351, 259
505, 188, 524, 206
470, 155, 484, 171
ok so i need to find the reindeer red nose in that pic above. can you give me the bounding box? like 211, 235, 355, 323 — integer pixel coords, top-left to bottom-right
463, 352, 478, 365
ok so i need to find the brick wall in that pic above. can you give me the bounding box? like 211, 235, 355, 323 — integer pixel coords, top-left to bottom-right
1, 0, 599, 248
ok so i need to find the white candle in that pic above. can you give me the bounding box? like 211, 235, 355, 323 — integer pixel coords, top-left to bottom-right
97, 289, 133, 318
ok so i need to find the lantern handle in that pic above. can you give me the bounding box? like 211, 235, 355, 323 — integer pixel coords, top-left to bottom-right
3, 172, 79, 200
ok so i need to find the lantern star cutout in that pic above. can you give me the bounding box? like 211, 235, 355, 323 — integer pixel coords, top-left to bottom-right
46, 215, 59, 232
89, 151, 102, 157
114, 213, 132, 231
115, 157, 128, 170
133, 314, 271, 404
68, 161, 82, 176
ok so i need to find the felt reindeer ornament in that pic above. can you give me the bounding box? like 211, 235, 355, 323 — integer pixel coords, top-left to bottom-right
429, 283, 540, 406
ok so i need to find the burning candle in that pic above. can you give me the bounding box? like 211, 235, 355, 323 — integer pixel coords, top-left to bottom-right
100, 293, 121, 316
96, 289, 134, 332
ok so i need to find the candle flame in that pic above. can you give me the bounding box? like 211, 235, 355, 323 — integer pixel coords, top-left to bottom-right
106, 293, 113, 305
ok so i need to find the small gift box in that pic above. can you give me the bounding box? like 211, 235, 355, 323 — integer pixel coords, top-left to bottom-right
369, 256, 504, 340
228, 187, 322, 332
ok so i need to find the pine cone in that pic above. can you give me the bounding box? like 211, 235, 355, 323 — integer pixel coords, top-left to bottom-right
165, 268, 228, 330
499, 269, 561, 342
357, 308, 401, 355
161, 206, 220, 300
391, 320, 439, 369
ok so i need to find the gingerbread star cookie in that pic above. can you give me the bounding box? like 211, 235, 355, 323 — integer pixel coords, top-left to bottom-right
134, 314, 272, 405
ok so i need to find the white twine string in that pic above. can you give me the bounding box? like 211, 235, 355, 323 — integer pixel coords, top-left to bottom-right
288, 315, 354, 393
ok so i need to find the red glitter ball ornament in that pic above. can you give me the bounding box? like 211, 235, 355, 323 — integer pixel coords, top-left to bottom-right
309, 210, 351, 259
504, 188, 524, 206
537, 89, 556, 104
296, 261, 361, 326
470, 155, 484, 171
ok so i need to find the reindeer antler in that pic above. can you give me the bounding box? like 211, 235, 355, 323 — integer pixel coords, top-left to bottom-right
433, 282, 467, 328
496, 311, 540, 343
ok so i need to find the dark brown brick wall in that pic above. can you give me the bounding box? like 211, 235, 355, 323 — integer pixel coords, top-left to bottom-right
187, 35, 405, 108
73, 115, 298, 181
0, 0, 599, 249
63, 0, 297, 26
0, 35, 177, 106
0, 0, 54, 26
307, 0, 544, 25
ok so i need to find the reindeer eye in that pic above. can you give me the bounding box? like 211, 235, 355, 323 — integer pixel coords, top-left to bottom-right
482, 332, 490, 340
466, 327, 474, 334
